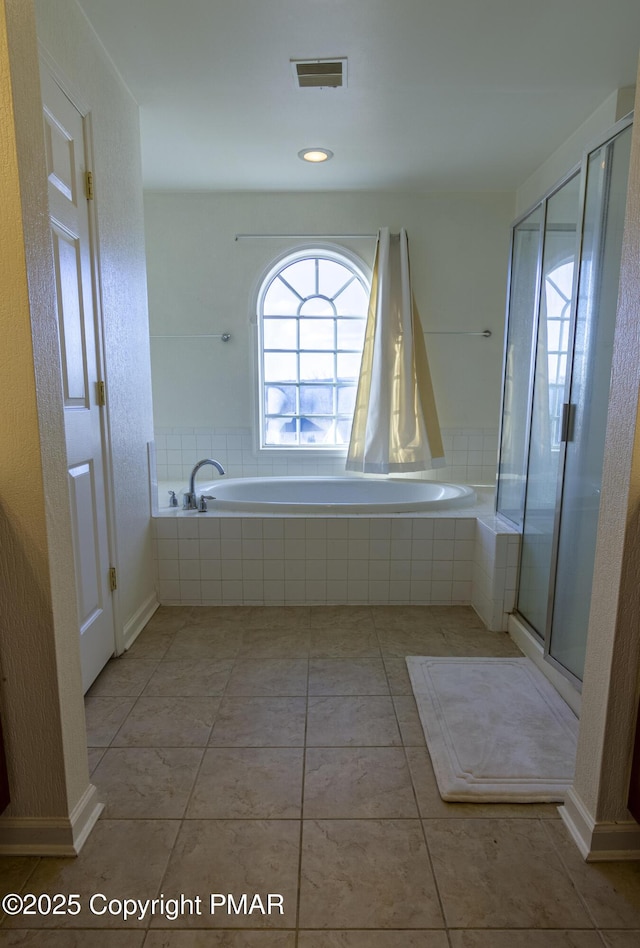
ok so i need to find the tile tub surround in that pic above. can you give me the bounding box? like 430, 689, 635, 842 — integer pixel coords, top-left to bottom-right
4, 605, 640, 942
153, 425, 500, 486
152, 497, 519, 622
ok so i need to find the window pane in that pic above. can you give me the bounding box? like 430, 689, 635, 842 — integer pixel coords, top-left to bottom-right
264, 351, 297, 382
263, 318, 297, 349
337, 318, 366, 350
263, 279, 300, 316
336, 418, 353, 443
300, 384, 333, 414
281, 259, 316, 297
300, 318, 334, 349
334, 279, 368, 315
265, 417, 298, 445
265, 383, 296, 414
318, 259, 354, 298
300, 352, 334, 381
300, 418, 333, 444
338, 385, 357, 413
299, 296, 335, 317
337, 352, 361, 380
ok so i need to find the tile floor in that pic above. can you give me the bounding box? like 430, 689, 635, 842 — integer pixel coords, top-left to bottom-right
1, 605, 639, 947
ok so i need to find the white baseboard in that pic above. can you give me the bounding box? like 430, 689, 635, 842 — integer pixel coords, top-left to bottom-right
121, 592, 159, 654
0, 783, 103, 856
560, 787, 640, 861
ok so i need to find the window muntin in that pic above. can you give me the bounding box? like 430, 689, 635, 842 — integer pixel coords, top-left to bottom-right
258, 250, 369, 448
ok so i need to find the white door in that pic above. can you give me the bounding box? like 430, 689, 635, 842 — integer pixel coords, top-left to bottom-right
41, 67, 115, 692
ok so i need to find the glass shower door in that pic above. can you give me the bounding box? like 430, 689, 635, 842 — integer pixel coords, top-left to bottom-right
548, 123, 633, 681
516, 173, 581, 638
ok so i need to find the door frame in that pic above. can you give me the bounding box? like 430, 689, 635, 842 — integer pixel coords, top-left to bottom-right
39, 45, 122, 658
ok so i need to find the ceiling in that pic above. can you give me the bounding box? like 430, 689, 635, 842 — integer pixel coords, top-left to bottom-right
75, 0, 640, 192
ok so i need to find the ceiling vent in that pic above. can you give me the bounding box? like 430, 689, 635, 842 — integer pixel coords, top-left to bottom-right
291, 58, 347, 90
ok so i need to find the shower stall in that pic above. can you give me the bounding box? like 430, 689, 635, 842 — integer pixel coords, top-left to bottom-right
497, 115, 633, 692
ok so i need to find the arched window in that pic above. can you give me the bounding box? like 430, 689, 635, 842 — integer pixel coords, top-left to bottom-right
257, 248, 370, 448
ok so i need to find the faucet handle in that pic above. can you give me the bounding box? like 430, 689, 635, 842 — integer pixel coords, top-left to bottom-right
198, 494, 216, 512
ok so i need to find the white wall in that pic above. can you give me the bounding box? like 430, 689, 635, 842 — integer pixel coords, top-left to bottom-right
35, 0, 157, 641
145, 190, 514, 484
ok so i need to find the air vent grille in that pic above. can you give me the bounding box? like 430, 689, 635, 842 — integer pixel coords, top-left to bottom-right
291, 58, 347, 89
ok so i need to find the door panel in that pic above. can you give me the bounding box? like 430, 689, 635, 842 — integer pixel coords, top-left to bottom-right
41, 66, 115, 692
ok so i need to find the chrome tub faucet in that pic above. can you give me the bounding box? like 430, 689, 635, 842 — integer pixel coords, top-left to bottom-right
183, 458, 225, 510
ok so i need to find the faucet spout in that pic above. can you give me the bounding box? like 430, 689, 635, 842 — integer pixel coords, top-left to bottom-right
185, 458, 226, 509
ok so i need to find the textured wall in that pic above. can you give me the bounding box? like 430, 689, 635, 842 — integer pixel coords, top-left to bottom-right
35, 0, 156, 638
0, 0, 88, 818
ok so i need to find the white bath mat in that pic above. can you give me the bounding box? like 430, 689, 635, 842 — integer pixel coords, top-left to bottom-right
406, 656, 578, 802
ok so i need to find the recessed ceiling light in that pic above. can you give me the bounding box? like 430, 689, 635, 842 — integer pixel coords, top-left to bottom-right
298, 148, 333, 163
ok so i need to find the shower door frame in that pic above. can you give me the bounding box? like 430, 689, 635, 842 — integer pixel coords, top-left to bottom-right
497, 113, 634, 692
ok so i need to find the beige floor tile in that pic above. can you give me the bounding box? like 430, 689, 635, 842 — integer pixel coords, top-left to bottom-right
306, 696, 402, 746
182, 606, 258, 630
112, 696, 220, 746
449, 932, 603, 947
87, 746, 106, 775
545, 820, 640, 928
4, 821, 179, 929
392, 696, 427, 745
303, 747, 418, 818
309, 631, 381, 658
241, 606, 311, 631
225, 660, 308, 696
92, 747, 204, 818
163, 629, 242, 661
0, 934, 145, 946
382, 656, 414, 694
308, 658, 389, 695
405, 746, 561, 819
186, 747, 303, 818
299, 934, 449, 947
209, 697, 306, 746
121, 629, 175, 661
299, 819, 444, 929
142, 659, 234, 696
309, 606, 374, 632
378, 629, 450, 660
237, 629, 310, 658
143, 933, 295, 947
442, 628, 522, 657
425, 818, 593, 929
372, 605, 456, 633
601, 933, 640, 947
87, 660, 160, 697
156, 821, 299, 928
143, 606, 194, 633
0, 856, 39, 899
84, 696, 136, 746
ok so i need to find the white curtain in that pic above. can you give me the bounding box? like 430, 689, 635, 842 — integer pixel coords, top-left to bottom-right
346, 228, 445, 474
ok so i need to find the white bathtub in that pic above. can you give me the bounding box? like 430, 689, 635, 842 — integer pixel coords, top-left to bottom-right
159, 475, 476, 514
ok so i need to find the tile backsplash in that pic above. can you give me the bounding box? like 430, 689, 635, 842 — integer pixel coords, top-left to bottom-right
153, 426, 499, 487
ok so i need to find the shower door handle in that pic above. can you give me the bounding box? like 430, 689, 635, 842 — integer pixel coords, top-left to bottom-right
560, 402, 575, 443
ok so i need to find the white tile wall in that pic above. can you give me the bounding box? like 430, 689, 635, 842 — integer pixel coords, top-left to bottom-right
471, 515, 520, 631
153, 426, 499, 486
151, 512, 517, 612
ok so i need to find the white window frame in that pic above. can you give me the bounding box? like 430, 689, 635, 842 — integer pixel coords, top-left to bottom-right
254, 244, 370, 454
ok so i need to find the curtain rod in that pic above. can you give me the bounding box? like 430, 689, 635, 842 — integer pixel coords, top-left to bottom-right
234, 233, 377, 240
150, 333, 231, 341
425, 330, 492, 337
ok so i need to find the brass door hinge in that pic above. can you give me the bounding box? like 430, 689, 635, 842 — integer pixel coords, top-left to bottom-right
85, 171, 94, 200
97, 380, 106, 406
109, 567, 117, 592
